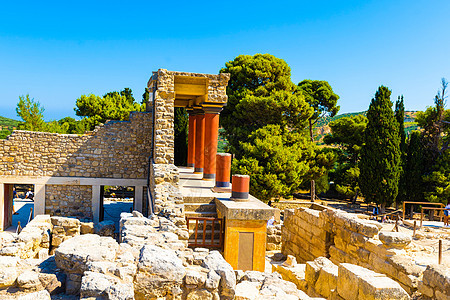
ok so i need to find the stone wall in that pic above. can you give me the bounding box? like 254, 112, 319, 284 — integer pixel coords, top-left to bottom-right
150, 163, 185, 228
45, 185, 93, 219
418, 264, 450, 300
282, 205, 425, 294
282, 206, 331, 262
0, 111, 152, 179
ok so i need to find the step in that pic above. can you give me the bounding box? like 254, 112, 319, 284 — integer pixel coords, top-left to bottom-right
184, 203, 217, 213
183, 196, 216, 204
189, 232, 222, 241
185, 211, 218, 218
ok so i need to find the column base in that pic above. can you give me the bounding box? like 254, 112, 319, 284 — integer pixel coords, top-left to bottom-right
194, 168, 203, 174
231, 191, 249, 199
187, 163, 195, 168
215, 181, 230, 188
203, 173, 215, 180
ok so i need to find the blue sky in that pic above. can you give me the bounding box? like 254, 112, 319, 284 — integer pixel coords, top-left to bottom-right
1, 0, 449, 121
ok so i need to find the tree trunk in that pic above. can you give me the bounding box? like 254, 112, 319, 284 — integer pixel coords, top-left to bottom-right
352, 190, 359, 205
380, 203, 386, 214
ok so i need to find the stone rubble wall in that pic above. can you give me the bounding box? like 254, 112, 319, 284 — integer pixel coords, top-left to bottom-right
150, 163, 186, 229
267, 223, 282, 251
282, 205, 426, 295
0, 112, 152, 178
418, 264, 450, 300
45, 185, 93, 219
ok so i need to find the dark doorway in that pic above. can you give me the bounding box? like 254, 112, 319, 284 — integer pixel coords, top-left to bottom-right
6, 184, 34, 232
100, 186, 135, 235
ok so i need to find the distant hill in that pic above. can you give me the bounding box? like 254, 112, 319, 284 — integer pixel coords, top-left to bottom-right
0, 116, 20, 139
315, 111, 419, 143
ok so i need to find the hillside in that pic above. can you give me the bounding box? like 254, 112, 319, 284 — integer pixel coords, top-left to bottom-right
315, 111, 419, 143
0, 116, 20, 139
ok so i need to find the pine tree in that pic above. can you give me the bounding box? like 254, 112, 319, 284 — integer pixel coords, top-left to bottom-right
359, 86, 401, 212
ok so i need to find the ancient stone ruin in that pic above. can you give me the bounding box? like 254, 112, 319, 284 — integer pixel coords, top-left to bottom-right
0, 69, 448, 299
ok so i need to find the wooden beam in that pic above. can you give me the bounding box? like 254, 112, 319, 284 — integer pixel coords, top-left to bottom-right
175, 83, 206, 96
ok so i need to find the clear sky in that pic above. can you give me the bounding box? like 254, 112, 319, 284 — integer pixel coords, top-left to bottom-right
1, 0, 449, 121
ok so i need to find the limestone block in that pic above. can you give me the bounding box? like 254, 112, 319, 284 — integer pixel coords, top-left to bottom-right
337, 263, 410, 300
80, 271, 134, 300
378, 232, 412, 249
235, 281, 260, 300
306, 257, 338, 298
0, 256, 19, 268
421, 264, 450, 297
417, 281, 434, 298
205, 270, 221, 290
0, 267, 18, 288
184, 268, 207, 286
202, 250, 236, 300
260, 272, 301, 299
186, 289, 214, 300
80, 222, 94, 234
135, 245, 186, 299
55, 234, 119, 274
38, 272, 66, 295
17, 271, 42, 291
16, 290, 51, 300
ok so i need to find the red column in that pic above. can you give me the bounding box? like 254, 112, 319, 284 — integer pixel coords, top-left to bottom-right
203, 111, 220, 180
216, 153, 232, 187
194, 113, 205, 174
187, 111, 196, 168
231, 174, 250, 201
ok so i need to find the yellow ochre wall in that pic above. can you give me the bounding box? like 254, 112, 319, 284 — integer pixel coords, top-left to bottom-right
223, 219, 267, 272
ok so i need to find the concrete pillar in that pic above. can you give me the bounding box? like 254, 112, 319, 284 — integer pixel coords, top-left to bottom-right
92, 185, 101, 224
134, 186, 143, 213
216, 153, 232, 187
194, 113, 205, 174
34, 184, 45, 217
187, 110, 196, 168
231, 175, 250, 201
203, 109, 221, 180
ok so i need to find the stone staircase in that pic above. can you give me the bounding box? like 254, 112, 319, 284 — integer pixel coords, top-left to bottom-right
183, 196, 222, 247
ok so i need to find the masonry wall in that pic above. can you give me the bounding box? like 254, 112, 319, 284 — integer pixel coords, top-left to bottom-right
45, 185, 93, 219
0, 112, 152, 179
282, 205, 425, 295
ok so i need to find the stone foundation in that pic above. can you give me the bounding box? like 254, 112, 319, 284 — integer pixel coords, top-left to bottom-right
282, 205, 428, 294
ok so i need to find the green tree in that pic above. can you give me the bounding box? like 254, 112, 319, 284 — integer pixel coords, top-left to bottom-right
404, 131, 426, 203
416, 78, 450, 155
174, 107, 188, 166
395, 96, 407, 205
423, 148, 450, 204
219, 54, 296, 153
324, 115, 367, 200
16, 94, 47, 131
75, 88, 144, 130
297, 80, 340, 200
359, 86, 401, 212
232, 124, 315, 200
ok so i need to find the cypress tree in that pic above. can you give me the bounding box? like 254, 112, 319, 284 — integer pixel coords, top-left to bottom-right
359, 86, 401, 213
404, 131, 425, 203
395, 96, 407, 204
